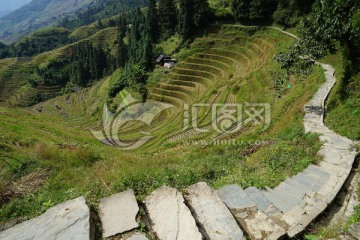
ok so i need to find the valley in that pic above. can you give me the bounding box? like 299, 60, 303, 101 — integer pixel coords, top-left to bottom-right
0, 0, 359, 239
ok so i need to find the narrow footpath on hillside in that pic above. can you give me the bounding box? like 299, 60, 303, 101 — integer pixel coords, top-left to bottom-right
0, 27, 359, 240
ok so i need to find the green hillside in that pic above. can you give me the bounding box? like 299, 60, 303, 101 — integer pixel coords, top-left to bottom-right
0, 25, 327, 223
0, 24, 120, 107
0, 0, 149, 44
0, 0, 95, 44
0, 0, 359, 238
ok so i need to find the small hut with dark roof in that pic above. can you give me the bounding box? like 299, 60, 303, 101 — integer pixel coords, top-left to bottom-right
156, 54, 176, 66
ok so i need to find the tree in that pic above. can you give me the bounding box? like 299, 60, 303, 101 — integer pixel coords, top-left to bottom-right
276, 0, 360, 75
146, 0, 160, 43
249, 0, 267, 20
300, 0, 359, 60
273, 0, 316, 27
128, 64, 148, 94
193, 0, 210, 27
178, 0, 210, 40
142, 34, 153, 70
0, 41, 9, 59
108, 63, 148, 100
232, 0, 251, 21
96, 18, 104, 29
158, 0, 178, 38
116, 16, 128, 67
117, 37, 128, 68
178, 0, 195, 39
232, 0, 277, 21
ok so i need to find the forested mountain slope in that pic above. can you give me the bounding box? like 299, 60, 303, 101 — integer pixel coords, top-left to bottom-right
0, 0, 149, 44
0, 0, 95, 44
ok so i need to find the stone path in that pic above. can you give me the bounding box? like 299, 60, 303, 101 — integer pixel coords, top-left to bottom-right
186, 182, 245, 240
99, 190, 139, 238
217, 62, 357, 239
0, 29, 358, 240
0, 197, 92, 240
144, 186, 202, 240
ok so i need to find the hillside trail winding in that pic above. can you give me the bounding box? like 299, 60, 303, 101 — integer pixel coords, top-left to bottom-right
216, 25, 360, 238
0, 25, 359, 240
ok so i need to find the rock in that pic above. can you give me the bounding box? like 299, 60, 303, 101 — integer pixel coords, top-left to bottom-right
144, 186, 202, 240
218, 185, 286, 240
244, 187, 274, 213
126, 233, 148, 240
185, 182, 245, 240
263, 187, 300, 212
99, 190, 139, 238
275, 181, 306, 200
0, 197, 92, 240
217, 184, 254, 209
349, 222, 360, 240
243, 211, 286, 240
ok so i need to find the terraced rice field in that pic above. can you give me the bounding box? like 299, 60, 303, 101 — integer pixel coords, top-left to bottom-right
19, 27, 294, 152
0, 58, 36, 105
140, 27, 291, 150
88, 27, 118, 50
0, 26, 120, 108
34, 26, 294, 153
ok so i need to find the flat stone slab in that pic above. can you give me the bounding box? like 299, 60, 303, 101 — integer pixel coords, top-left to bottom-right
348, 222, 360, 239
126, 233, 148, 240
243, 210, 286, 240
144, 186, 202, 240
245, 187, 274, 213
185, 182, 245, 240
218, 185, 286, 240
99, 190, 139, 238
217, 184, 254, 209
0, 197, 92, 240
263, 188, 299, 213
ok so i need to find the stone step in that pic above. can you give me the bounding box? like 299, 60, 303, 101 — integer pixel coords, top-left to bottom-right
126, 233, 148, 240
217, 184, 255, 209
285, 197, 327, 237
306, 165, 331, 179
284, 178, 313, 194
0, 197, 92, 240
263, 187, 301, 213
320, 134, 352, 149
185, 182, 245, 240
275, 181, 306, 200
303, 169, 329, 185
99, 190, 139, 238
144, 186, 202, 240
292, 172, 324, 192
245, 187, 277, 214
218, 185, 286, 240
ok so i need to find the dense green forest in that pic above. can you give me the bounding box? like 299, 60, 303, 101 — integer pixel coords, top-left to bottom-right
0, 28, 72, 58
109, 0, 360, 101
0, 0, 150, 58
36, 42, 115, 88
1, 0, 358, 108
59, 0, 149, 29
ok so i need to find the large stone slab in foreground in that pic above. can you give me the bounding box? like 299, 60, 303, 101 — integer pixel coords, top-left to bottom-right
144, 186, 202, 240
185, 182, 245, 240
0, 197, 92, 240
99, 190, 139, 238
218, 185, 286, 240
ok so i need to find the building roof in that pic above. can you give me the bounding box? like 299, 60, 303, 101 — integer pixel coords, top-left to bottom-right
156, 54, 171, 63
